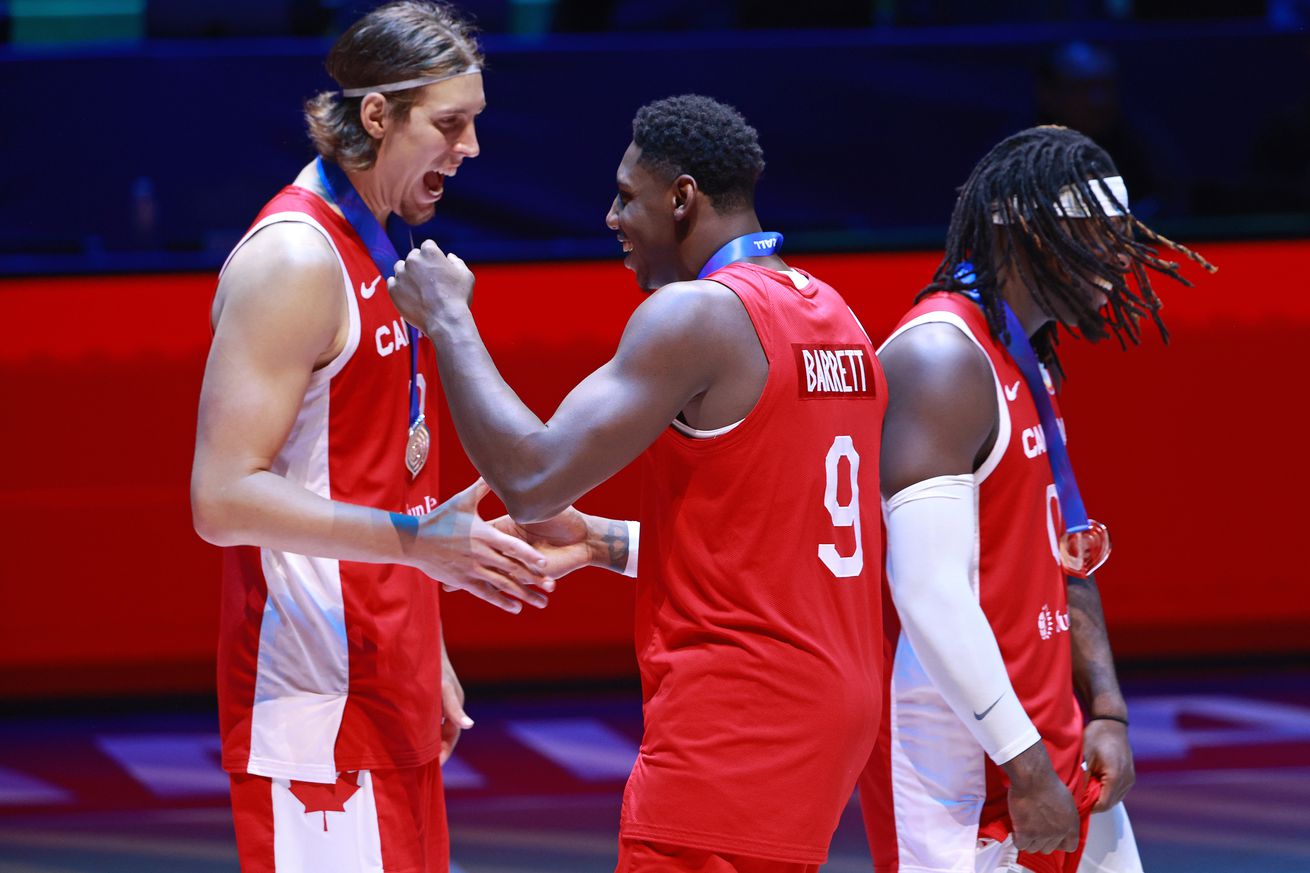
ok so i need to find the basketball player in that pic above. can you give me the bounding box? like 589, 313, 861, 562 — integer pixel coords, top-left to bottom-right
389, 95, 887, 872
858, 126, 1214, 873
190, 4, 631, 870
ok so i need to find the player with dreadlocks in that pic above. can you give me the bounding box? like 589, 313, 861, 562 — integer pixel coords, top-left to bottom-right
858, 126, 1214, 873
924, 124, 1214, 378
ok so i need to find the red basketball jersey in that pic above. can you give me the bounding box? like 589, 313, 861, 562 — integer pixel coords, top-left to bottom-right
216, 186, 447, 784
621, 263, 887, 865
861, 292, 1085, 872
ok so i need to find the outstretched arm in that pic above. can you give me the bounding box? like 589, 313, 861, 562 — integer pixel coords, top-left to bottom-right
389, 239, 752, 522
191, 225, 552, 612
1068, 575, 1135, 811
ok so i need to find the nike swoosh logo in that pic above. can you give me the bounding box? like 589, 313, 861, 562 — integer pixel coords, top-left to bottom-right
1004, 381, 1020, 402
974, 694, 1004, 720
360, 276, 381, 300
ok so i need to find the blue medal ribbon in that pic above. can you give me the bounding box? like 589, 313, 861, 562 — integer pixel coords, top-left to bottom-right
997, 303, 1091, 535
316, 157, 423, 431
955, 263, 1090, 535
697, 232, 784, 279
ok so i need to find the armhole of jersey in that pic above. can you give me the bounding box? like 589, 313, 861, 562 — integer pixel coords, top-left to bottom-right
666, 277, 770, 443
670, 416, 744, 439
218, 211, 362, 383
878, 312, 1010, 486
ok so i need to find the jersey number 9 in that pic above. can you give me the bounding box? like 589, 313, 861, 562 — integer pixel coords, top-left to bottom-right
819, 435, 863, 578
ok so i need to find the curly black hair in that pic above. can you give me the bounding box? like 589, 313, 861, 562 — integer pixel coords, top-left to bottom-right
631, 94, 765, 213
920, 125, 1215, 377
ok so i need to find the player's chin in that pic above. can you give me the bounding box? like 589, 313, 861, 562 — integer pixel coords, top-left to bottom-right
399, 201, 438, 227
625, 256, 647, 287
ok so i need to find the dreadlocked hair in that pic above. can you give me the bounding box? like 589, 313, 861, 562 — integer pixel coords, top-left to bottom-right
919, 125, 1216, 378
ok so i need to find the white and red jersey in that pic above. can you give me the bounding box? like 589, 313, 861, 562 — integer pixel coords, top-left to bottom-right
621, 263, 887, 865
216, 186, 446, 784
861, 292, 1086, 873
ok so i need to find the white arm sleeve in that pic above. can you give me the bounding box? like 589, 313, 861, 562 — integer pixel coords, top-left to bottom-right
886, 474, 1041, 765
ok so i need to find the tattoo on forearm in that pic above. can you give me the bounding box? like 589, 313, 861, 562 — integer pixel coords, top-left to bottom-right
601, 520, 629, 573
1068, 577, 1127, 716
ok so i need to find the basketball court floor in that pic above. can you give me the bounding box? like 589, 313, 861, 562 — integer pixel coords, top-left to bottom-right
2, 668, 1308, 873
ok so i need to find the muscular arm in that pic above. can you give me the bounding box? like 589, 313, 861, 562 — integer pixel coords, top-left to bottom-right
880, 324, 1038, 759
390, 243, 758, 522
1069, 574, 1135, 810
880, 322, 1079, 853
190, 224, 550, 610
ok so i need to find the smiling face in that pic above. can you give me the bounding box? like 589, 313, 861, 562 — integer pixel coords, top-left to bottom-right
1001, 213, 1133, 333
1047, 216, 1132, 323
372, 72, 485, 225
605, 142, 681, 292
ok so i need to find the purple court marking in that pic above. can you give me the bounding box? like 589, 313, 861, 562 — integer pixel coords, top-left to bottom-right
0, 766, 73, 806
96, 734, 228, 798
503, 719, 638, 782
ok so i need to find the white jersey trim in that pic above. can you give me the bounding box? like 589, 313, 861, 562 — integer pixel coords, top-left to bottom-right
220, 211, 363, 384
222, 210, 362, 782
670, 417, 744, 439
878, 311, 1010, 485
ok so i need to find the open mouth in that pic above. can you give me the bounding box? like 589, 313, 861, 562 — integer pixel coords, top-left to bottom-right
618, 236, 633, 254
423, 170, 448, 199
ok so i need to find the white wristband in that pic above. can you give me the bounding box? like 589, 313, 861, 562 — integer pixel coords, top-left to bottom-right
886, 475, 1040, 765
622, 521, 640, 578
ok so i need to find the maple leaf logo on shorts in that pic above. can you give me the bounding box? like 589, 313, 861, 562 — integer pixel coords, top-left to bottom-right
289, 771, 361, 831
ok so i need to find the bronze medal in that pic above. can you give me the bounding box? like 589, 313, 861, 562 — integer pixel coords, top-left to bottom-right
405, 416, 430, 477
1059, 518, 1111, 578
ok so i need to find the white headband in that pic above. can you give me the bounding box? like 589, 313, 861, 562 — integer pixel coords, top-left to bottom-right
992, 176, 1130, 224
340, 65, 481, 98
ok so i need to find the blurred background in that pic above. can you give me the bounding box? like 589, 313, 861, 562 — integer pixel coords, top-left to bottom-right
1, 1, 1308, 871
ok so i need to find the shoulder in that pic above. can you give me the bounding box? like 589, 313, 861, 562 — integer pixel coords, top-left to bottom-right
212, 218, 346, 357
626, 279, 749, 340
612, 279, 757, 379
216, 221, 342, 316
223, 219, 340, 285
880, 320, 993, 400
877, 320, 1000, 491
648, 278, 743, 313
879, 320, 997, 453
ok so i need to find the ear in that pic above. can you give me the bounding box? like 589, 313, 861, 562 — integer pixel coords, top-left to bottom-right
359, 93, 389, 141
672, 174, 698, 220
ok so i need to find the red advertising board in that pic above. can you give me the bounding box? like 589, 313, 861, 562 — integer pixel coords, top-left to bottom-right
1, 241, 1304, 695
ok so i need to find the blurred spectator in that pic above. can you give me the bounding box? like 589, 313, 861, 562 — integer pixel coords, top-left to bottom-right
1034, 41, 1189, 219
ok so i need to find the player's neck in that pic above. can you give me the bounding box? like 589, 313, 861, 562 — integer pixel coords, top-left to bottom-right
684, 212, 774, 279
998, 272, 1052, 338
343, 166, 392, 227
